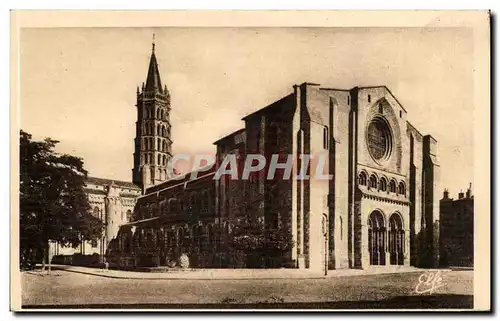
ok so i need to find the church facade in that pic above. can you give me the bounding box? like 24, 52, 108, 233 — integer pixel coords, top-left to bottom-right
106, 44, 441, 271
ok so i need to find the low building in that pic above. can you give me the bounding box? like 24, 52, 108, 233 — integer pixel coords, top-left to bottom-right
50, 177, 141, 261
439, 185, 474, 267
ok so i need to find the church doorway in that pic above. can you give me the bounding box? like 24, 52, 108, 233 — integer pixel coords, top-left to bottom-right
368, 210, 386, 265
389, 213, 404, 265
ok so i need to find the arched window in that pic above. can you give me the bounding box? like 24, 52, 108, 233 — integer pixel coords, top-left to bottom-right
207, 190, 212, 211
368, 210, 386, 265
323, 126, 329, 150
389, 180, 397, 193
134, 208, 141, 221
93, 207, 100, 219
339, 216, 343, 240
358, 172, 367, 186
166, 229, 173, 248
177, 228, 185, 247
157, 125, 161, 136
149, 123, 154, 135
167, 126, 171, 136
156, 108, 160, 119
192, 225, 203, 249
192, 225, 197, 247
224, 222, 230, 238
157, 154, 161, 165
157, 138, 160, 150
379, 177, 387, 191
201, 191, 207, 211
369, 174, 377, 189
150, 203, 157, 219
398, 182, 406, 195
389, 213, 404, 265
163, 140, 167, 152
149, 138, 153, 149
170, 198, 181, 213
186, 193, 192, 210
194, 191, 201, 210
207, 225, 214, 246
124, 230, 132, 254
322, 214, 328, 235
160, 109, 164, 120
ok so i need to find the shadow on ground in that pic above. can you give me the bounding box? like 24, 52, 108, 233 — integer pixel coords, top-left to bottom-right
22, 294, 473, 310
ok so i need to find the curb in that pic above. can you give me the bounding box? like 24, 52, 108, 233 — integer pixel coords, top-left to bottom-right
51, 267, 437, 281
61, 268, 329, 280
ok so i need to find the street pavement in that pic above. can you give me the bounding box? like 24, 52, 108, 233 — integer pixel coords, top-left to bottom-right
20, 268, 474, 309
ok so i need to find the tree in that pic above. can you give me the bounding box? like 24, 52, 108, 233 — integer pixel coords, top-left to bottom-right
224, 185, 294, 268
229, 218, 294, 268
19, 130, 104, 270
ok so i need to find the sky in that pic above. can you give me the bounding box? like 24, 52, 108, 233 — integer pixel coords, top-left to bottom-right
19, 27, 474, 197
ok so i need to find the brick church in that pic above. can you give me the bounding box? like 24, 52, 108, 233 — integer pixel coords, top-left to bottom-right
101, 42, 441, 271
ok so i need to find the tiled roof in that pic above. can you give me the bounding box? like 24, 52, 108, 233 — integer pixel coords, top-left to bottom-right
144, 166, 216, 195
241, 94, 294, 121
86, 176, 141, 190
213, 128, 245, 145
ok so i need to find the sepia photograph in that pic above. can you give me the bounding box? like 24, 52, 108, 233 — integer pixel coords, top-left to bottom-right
10, 10, 491, 311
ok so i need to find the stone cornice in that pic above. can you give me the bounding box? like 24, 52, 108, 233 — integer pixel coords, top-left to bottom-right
360, 191, 410, 206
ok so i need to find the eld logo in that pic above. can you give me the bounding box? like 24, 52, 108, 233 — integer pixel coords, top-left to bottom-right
415, 271, 445, 295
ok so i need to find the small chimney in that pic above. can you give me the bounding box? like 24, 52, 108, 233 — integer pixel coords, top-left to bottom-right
458, 190, 464, 199
466, 182, 472, 199
443, 189, 449, 200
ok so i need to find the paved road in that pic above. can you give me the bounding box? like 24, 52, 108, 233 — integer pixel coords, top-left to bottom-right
21, 270, 473, 309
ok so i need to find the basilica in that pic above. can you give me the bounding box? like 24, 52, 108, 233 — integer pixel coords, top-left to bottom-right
100, 42, 442, 271
56, 42, 441, 271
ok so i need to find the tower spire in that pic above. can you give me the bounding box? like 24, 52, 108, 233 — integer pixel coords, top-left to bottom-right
145, 34, 163, 94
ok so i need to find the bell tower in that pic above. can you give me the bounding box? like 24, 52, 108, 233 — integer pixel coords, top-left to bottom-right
132, 36, 173, 191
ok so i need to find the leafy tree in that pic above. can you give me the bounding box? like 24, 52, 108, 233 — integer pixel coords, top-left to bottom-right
19, 130, 103, 270
224, 185, 294, 268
